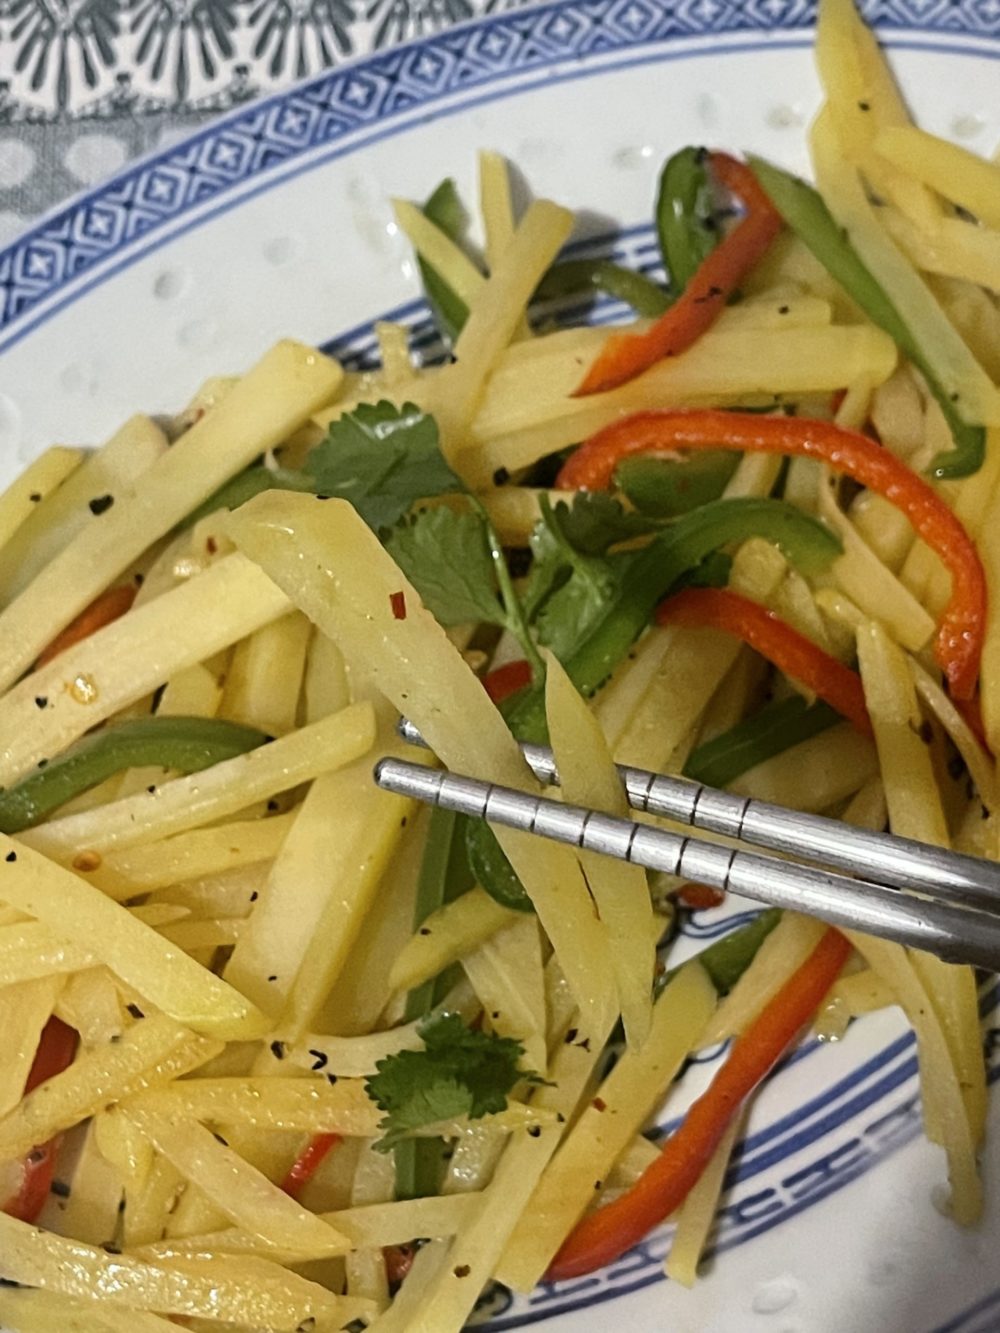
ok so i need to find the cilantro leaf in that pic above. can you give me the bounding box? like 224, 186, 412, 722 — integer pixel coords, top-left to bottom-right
522, 495, 644, 661
366, 1012, 538, 1151
386, 507, 508, 628
305, 401, 464, 532
555, 491, 658, 555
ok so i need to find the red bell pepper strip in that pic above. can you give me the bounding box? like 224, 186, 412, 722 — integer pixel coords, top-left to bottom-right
575, 155, 782, 396
677, 883, 727, 910
483, 659, 533, 705
547, 927, 851, 1281
557, 410, 986, 701
2, 1018, 78, 1224
280, 1132, 342, 1200
37, 584, 137, 669
657, 587, 872, 736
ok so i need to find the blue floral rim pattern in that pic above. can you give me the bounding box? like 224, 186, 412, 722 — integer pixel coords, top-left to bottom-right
2, 0, 1000, 346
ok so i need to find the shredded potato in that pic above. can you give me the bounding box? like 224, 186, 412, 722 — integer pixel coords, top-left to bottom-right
0, 12, 995, 1320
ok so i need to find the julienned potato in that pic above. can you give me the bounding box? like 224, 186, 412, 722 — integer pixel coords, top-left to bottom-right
0, 0, 997, 1325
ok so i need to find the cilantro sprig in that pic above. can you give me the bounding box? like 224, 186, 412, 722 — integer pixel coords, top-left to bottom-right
366, 1012, 541, 1151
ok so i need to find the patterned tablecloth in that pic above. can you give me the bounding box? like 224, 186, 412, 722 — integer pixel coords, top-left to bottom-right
0, 0, 498, 242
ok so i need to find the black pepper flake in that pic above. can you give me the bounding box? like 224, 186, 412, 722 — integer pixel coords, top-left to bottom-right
919, 720, 934, 744
564, 1027, 578, 1045
34, 696, 47, 710
575, 1037, 592, 1052
250, 891, 259, 902
212, 1132, 229, 1147
29, 492, 41, 503
453, 1265, 471, 1279
594, 1180, 603, 1191
146, 785, 157, 795
267, 799, 280, 812
400, 816, 408, 828
309, 1049, 329, 1071
327, 1073, 339, 1086
491, 1011, 500, 1019
0, 1279, 22, 1289
4, 852, 15, 863
270, 1040, 286, 1060
419, 927, 432, 936
492, 467, 510, 486
267, 974, 278, 982
102, 1242, 122, 1255
88, 494, 114, 516
556, 1113, 566, 1124
110, 1033, 122, 1044
858, 100, 871, 111
37, 758, 48, 769
50, 1179, 71, 1199
118, 1198, 126, 1213
134, 572, 145, 587
126, 1003, 145, 1020
778, 305, 790, 315
527, 1125, 541, 1138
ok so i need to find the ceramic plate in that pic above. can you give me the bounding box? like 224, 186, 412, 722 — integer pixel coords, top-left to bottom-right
0, 3, 998, 1329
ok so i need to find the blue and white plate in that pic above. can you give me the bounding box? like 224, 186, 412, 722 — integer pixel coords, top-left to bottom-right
1, 4, 998, 1329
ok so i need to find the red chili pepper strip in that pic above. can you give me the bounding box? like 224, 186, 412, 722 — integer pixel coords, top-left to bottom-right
547, 928, 852, 1281
657, 588, 872, 736
677, 883, 727, 910
557, 410, 986, 701
280, 1132, 342, 1200
37, 584, 137, 669
574, 155, 782, 397
483, 659, 533, 705
2, 1018, 78, 1224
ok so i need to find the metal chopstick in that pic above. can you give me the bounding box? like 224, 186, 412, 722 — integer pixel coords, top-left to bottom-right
374, 757, 1000, 971
396, 718, 1000, 914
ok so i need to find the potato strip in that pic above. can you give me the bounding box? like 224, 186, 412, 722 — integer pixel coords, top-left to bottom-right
0, 342, 342, 694
136, 1192, 481, 1262
0, 447, 83, 558
388, 887, 519, 994
227, 493, 617, 1033
225, 709, 413, 1016
0, 555, 291, 788
0, 1015, 220, 1163
0, 1212, 372, 1328
496, 962, 716, 1292
0, 837, 269, 1039
120, 1104, 350, 1256
0, 975, 63, 1116
22, 702, 375, 860
0, 415, 166, 605
88, 812, 297, 901
545, 653, 655, 1049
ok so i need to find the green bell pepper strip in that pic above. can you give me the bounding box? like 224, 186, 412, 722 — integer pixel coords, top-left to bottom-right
395, 806, 475, 1200
534, 260, 670, 318
655, 146, 719, 294
419, 179, 471, 344
683, 696, 841, 790
0, 717, 269, 834
506, 497, 842, 744
615, 452, 740, 518
748, 156, 986, 480
471, 499, 840, 913
659, 908, 782, 998
465, 819, 533, 913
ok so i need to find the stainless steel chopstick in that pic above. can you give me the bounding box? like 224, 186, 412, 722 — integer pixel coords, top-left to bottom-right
396, 718, 1000, 913
374, 757, 1000, 971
